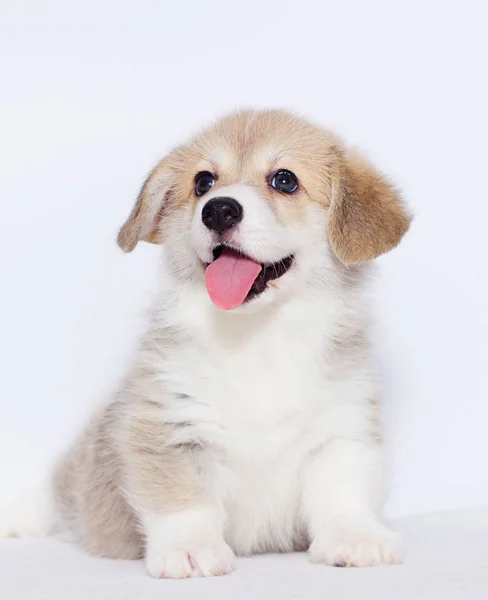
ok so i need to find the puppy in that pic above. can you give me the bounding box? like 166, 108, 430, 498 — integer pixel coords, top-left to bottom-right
2, 110, 411, 578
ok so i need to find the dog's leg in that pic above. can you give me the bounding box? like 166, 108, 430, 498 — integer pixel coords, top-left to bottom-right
123, 409, 235, 579
301, 438, 402, 567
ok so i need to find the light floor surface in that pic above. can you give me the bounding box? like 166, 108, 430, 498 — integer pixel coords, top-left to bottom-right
1, 507, 487, 600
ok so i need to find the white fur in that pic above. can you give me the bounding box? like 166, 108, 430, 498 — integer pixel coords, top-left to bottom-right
144, 508, 235, 578
140, 272, 399, 566
0, 482, 55, 538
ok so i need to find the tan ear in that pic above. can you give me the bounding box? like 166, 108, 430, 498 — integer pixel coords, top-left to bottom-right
117, 162, 173, 253
328, 150, 412, 264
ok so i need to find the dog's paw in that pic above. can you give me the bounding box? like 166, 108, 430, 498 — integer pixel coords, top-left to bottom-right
145, 540, 236, 579
309, 521, 402, 567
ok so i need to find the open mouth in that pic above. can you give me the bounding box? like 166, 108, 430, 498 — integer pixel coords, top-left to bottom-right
205, 245, 294, 310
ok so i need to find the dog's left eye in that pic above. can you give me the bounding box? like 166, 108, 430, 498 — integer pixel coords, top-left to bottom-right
270, 170, 298, 194
195, 171, 216, 197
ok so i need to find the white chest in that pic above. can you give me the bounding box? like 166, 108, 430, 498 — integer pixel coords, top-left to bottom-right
178, 309, 326, 442
157, 293, 357, 553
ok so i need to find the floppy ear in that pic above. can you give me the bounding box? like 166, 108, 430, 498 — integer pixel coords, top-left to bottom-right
117, 162, 173, 253
328, 150, 412, 264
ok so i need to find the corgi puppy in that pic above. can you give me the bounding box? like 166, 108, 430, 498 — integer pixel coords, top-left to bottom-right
1, 110, 411, 578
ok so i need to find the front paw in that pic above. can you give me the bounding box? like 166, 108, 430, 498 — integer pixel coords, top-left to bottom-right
145, 539, 236, 579
309, 521, 402, 567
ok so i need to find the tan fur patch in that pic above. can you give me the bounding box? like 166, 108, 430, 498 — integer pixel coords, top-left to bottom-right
124, 407, 208, 514
328, 151, 412, 264
52, 320, 209, 560
117, 165, 174, 252
53, 404, 143, 559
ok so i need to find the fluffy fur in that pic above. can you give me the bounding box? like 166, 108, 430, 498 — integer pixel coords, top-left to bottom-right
1, 110, 411, 578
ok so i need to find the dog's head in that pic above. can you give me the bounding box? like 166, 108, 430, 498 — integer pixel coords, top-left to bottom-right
118, 110, 411, 312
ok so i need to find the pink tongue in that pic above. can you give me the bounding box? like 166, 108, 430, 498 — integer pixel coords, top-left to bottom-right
205, 248, 262, 310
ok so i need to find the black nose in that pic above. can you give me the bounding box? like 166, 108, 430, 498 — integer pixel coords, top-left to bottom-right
201, 197, 243, 233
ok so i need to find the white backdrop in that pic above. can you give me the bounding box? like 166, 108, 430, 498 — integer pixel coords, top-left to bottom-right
0, 0, 487, 518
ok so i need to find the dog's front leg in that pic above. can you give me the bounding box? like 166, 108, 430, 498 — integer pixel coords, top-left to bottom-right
302, 437, 402, 567
123, 409, 234, 579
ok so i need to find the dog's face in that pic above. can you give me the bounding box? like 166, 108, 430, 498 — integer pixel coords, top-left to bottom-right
118, 110, 411, 312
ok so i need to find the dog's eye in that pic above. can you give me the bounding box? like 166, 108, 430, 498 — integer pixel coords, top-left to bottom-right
270, 170, 298, 194
195, 171, 216, 197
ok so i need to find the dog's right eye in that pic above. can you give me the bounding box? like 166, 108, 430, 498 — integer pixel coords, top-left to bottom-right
195, 171, 216, 197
